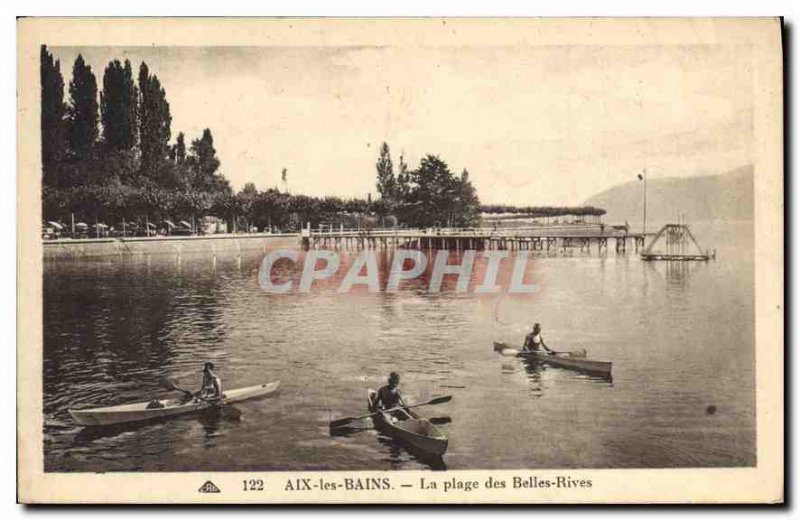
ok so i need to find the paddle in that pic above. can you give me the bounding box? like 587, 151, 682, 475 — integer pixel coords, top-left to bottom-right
159, 379, 194, 398
159, 379, 242, 420
328, 395, 452, 429
429, 416, 452, 425
493, 341, 508, 352
329, 416, 452, 436
328, 424, 374, 437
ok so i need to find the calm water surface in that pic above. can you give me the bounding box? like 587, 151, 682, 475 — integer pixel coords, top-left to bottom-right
43, 221, 755, 471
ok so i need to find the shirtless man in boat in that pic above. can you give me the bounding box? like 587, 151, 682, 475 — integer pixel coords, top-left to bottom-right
196, 362, 223, 401
373, 372, 416, 420
523, 323, 554, 354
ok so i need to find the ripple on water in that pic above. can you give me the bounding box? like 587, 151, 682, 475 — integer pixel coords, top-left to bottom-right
44, 227, 756, 471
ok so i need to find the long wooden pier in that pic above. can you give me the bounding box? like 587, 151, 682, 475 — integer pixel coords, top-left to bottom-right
302, 225, 646, 253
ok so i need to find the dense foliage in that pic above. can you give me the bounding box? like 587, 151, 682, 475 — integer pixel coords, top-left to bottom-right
376, 144, 481, 228
479, 204, 607, 218
41, 46, 235, 228
40, 45, 65, 189
41, 46, 603, 232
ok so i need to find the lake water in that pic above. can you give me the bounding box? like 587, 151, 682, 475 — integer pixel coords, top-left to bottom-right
43, 221, 755, 471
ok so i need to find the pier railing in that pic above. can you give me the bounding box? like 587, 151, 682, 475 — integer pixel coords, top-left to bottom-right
305, 224, 646, 253
307, 223, 635, 239
42, 223, 649, 258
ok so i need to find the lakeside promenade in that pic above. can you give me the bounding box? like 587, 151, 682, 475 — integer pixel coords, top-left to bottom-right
43, 223, 646, 259
42, 232, 300, 259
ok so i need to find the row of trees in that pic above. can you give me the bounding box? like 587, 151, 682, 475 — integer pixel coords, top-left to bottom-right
41, 45, 605, 233
41, 45, 233, 226
479, 204, 607, 218
375, 143, 480, 228
42, 182, 384, 233
41, 46, 481, 232
374, 143, 608, 227
234, 184, 380, 232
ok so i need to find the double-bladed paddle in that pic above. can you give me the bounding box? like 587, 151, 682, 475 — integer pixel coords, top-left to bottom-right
159, 379, 242, 420
328, 395, 452, 429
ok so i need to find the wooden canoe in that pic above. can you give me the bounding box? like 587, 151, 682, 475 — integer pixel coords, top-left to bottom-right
367, 389, 448, 457
68, 381, 280, 426
494, 341, 612, 376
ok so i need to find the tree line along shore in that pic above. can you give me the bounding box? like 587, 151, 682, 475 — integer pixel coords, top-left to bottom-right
40, 46, 605, 239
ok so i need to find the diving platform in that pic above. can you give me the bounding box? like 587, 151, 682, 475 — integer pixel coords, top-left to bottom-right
640, 224, 713, 262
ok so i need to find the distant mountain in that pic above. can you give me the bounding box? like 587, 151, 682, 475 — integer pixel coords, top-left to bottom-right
584, 165, 754, 225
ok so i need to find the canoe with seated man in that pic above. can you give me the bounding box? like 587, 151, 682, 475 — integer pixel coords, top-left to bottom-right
522, 323, 554, 355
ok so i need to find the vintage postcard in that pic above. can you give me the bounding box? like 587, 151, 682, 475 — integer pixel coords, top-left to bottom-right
17, 17, 783, 504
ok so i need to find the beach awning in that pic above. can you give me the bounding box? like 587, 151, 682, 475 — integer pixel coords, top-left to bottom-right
146, 222, 156, 228
179, 220, 192, 228
46, 221, 63, 230
163, 220, 176, 228
95, 223, 108, 229
75, 222, 88, 228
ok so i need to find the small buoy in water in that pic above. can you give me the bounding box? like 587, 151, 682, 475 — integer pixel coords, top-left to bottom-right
706, 405, 717, 415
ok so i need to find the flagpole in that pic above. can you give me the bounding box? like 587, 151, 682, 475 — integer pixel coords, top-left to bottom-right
642, 169, 647, 236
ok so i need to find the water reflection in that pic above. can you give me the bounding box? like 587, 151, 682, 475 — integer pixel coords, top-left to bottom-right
329, 422, 447, 470
328, 424, 372, 437
44, 222, 756, 470
645, 259, 705, 287
374, 432, 447, 471
74, 421, 160, 446
521, 358, 545, 397
70, 407, 239, 448
508, 356, 614, 397
197, 408, 236, 446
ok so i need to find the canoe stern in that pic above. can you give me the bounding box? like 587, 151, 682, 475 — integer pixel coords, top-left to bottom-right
68, 380, 280, 427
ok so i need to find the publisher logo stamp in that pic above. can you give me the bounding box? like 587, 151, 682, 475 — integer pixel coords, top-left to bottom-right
199, 481, 221, 493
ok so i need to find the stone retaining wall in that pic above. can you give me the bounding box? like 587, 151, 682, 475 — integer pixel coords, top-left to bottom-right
43, 233, 300, 259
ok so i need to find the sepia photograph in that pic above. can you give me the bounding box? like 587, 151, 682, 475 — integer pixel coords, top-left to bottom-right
17, 17, 783, 503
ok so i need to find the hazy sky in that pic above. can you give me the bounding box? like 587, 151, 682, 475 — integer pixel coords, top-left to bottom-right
52, 45, 753, 205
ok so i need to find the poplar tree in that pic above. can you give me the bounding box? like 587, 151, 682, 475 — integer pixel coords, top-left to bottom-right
40, 45, 66, 188
174, 132, 186, 164
456, 169, 480, 227
188, 129, 220, 191
66, 54, 99, 160
138, 62, 172, 182
100, 59, 138, 151
375, 142, 396, 203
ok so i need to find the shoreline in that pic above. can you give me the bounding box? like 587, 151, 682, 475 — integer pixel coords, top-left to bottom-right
43, 232, 300, 259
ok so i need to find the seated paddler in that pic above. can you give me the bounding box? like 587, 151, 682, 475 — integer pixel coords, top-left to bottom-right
197, 362, 223, 401
523, 323, 553, 354
373, 372, 416, 420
